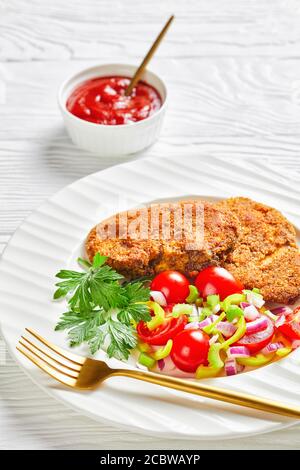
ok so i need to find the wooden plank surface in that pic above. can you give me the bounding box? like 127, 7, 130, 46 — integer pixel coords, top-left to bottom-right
0, 0, 300, 449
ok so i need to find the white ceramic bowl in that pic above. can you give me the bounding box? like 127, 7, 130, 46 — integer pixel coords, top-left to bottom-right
58, 63, 168, 157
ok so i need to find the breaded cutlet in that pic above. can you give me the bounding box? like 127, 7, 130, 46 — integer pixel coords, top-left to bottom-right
216, 197, 300, 303
86, 200, 239, 278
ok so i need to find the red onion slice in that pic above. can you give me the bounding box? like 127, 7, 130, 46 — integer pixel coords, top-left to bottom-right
245, 291, 265, 308
185, 317, 212, 330
185, 321, 200, 330
158, 359, 165, 370
216, 321, 237, 338
275, 314, 286, 328
271, 306, 293, 316
227, 346, 250, 358
261, 342, 284, 355
209, 314, 219, 322
243, 304, 260, 321
150, 290, 167, 306
246, 316, 268, 335
240, 302, 251, 310
198, 317, 213, 328
225, 358, 238, 376
209, 334, 219, 345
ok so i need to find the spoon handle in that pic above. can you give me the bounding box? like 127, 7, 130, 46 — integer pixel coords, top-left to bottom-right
125, 15, 174, 96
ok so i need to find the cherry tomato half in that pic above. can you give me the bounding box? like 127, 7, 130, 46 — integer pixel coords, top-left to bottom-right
235, 316, 275, 354
171, 329, 210, 373
151, 270, 190, 304
277, 306, 300, 341
137, 315, 187, 346
194, 266, 243, 301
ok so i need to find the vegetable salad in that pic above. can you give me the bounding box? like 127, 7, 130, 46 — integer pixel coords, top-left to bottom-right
54, 257, 300, 378
135, 268, 300, 378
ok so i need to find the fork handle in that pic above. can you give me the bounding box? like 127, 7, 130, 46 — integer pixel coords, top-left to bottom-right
112, 368, 300, 419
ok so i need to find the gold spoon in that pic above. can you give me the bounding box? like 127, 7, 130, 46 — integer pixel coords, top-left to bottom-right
125, 15, 174, 96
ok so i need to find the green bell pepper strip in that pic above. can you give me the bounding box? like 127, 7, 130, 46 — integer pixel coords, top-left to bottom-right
188, 316, 199, 323
206, 294, 220, 310
196, 365, 223, 379
198, 307, 212, 321
196, 315, 247, 379
208, 343, 224, 368
137, 342, 152, 353
222, 293, 246, 312
252, 287, 261, 294
151, 340, 173, 360
203, 312, 226, 335
197, 309, 205, 321
276, 347, 292, 358
185, 285, 199, 304
172, 303, 193, 318
195, 344, 224, 378
212, 330, 225, 343
226, 305, 244, 322
262, 309, 278, 322
237, 353, 274, 367
146, 301, 165, 331
138, 352, 156, 369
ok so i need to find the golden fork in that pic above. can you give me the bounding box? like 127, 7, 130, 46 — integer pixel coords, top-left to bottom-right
17, 328, 300, 419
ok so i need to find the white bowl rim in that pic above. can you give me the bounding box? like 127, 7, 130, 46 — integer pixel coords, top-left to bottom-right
57, 63, 168, 129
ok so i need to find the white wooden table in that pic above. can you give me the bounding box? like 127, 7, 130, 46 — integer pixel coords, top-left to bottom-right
1, 0, 300, 450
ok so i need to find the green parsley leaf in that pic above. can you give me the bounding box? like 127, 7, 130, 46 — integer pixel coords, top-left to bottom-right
124, 281, 151, 303
117, 282, 151, 324
54, 255, 151, 360
55, 309, 138, 360
77, 257, 92, 269
92, 253, 108, 268
69, 275, 93, 312
54, 270, 87, 302
106, 319, 137, 360
88, 327, 107, 355
55, 308, 105, 346
90, 279, 127, 311
55, 310, 87, 331
55, 270, 85, 280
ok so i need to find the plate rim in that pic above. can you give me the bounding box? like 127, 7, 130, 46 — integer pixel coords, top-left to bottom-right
0, 153, 299, 439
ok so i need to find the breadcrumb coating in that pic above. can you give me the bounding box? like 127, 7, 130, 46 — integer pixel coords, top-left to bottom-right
216, 197, 300, 303
86, 197, 300, 304
86, 200, 239, 278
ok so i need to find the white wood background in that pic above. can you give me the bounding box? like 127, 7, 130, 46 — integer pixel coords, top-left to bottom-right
1, 0, 300, 450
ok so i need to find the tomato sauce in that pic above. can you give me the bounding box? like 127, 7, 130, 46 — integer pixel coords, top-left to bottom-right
66, 76, 162, 125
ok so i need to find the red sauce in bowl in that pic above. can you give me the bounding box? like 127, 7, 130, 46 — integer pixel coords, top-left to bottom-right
66, 76, 162, 125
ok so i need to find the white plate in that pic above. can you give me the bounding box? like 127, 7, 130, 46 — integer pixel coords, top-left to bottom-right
1, 154, 300, 440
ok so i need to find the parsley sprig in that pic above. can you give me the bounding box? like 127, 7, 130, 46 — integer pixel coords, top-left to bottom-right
54, 254, 151, 360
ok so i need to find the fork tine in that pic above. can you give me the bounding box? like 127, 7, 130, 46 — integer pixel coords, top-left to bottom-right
19, 339, 79, 379
25, 328, 85, 365
21, 336, 81, 373
16, 346, 77, 388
